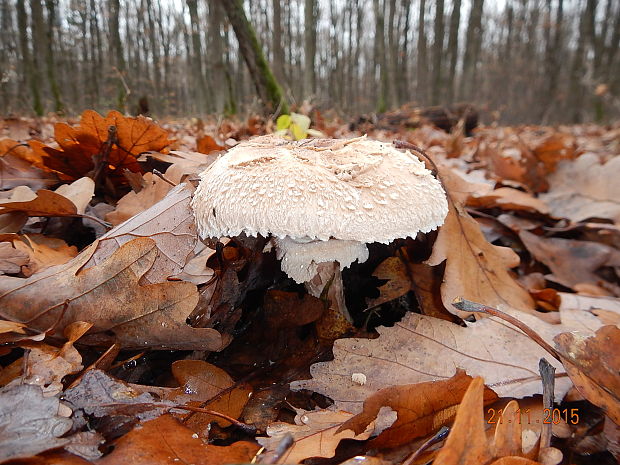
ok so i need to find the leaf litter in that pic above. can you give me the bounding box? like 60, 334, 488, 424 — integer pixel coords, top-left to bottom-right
0, 112, 618, 464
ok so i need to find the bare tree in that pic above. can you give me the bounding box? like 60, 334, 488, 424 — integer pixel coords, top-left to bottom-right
417, 0, 428, 104
304, 0, 317, 97
431, 0, 445, 105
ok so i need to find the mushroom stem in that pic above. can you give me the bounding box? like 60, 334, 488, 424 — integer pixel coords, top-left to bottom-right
305, 261, 352, 323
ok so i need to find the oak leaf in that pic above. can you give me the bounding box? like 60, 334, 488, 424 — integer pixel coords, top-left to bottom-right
0, 139, 57, 190
540, 153, 620, 225
258, 409, 373, 464
291, 310, 570, 413
427, 166, 535, 316
97, 414, 259, 465
30, 110, 171, 183
0, 237, 222, 350
339, 370, 498, 449
554, 325, 620, 425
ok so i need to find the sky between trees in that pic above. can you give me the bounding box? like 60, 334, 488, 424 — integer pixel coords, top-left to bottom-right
1, 0, 618, 124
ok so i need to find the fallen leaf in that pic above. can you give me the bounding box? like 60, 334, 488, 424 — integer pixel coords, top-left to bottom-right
86, 182, 197, 285
0, 384, 72, 461
197, 135, 226, 154
339, 370, 498, 449
12, 321, 91, 396
519, 231, 620, 293
258, 409, 373, 464
366, 255, 411, 309
554, 325, 620, 425
31, 110, 171, 185
0, 240, 29, 274
97, 414, 259, 465
0, 139, 57, 190
540, 153, 620, 225
0, 237, 222, 350
468, 187, 550, 214
166, 360, 252, 430
433, 378, 493, 465
427, 166, 535, 316
291, 310, 570, 413
12, 234, 78, 277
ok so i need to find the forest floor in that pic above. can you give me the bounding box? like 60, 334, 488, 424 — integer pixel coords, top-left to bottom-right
0, 112, 619, 465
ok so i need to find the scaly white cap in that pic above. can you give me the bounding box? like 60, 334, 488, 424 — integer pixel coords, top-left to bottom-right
191, 135, 448, 247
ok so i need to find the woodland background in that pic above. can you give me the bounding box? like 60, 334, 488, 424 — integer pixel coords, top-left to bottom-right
1, 0, 619, 124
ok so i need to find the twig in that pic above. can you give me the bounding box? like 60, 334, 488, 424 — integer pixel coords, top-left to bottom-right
402, 426, 450, 465
171, 404, 256, 434
539, 358, 556, 452
452, 297, 562, 361
261, 433, 293, 464
152, 169, 177, 187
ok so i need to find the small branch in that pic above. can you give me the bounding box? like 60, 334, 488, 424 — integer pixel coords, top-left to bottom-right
153, 169, 177, 187
402, 426, 450, 465
170, 404, 256, 434
452, 297, 562, 361
539, 358, 556, 452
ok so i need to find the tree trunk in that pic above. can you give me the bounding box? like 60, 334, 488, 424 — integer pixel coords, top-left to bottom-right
417, 0, 428, 105
304, 0, 317, 97
387, 0, 398, 108
272, 0, 285, 83
187, 0, 212, 113
210, 1, 235, 115
17, 0, 43, 115
220, 0, 288, 115
459, 0, 484, 100
373, 0, 388, 112
431, 0, 445, 105
109, 0, 126, 111
399, 0, 412, 102
445, 0, 461, 103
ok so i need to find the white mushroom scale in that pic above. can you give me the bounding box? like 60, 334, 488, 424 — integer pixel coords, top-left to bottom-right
191, 135, 448, 321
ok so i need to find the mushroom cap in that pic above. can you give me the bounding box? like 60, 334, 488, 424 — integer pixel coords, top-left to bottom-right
274, 236, 369, 283
191, 135, 448, 243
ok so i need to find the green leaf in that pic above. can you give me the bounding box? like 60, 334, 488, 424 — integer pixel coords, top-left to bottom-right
276, 114, 291, 131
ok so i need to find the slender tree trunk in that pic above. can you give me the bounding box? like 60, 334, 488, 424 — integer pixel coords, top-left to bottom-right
109, 0, 126, 111
220, 0, 288, 115
431, 0, 445, 104
568, 0, 589, 122
210, 1, 234, 114
187, 0, 211, 113
445, 0, 461, 103
417, 0, 428, 105
459, 0, 484, 100
42, 0, 64, 113
272, 0, 285, 83
17, 0, 43, 115
387, 0, 398, 108
146, 0, 161, 113
373, 0, 388, 112
399, 0, 412, 102
304, 0, 317, 97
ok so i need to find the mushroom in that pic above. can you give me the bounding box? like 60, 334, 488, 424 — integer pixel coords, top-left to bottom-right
191, 135, 448, 322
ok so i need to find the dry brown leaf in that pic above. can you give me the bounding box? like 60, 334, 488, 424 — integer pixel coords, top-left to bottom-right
0, 237, 222, 350
166, 360, 252, 431
31, 110, 172, 184
427, 166, 535, 316
196, 135, 226, 154
554, 325, 620, 425
11, 234, 78, 277
0, 240, 29, 274
433, 377, 494, 465
291, 310, 570, 413
468, 187, 550, 214
557, 292, 620, 332
0, 139, 57, 190
339, 370, 498, 449
540, 153, 620, 224
105, 171, 175, 226
519, 231, 620, 293
258, 409, 373, 464
98, 414, 259, 465
86, 182, 198, 285
366, 256, 411, 309
13, 322, 91, 396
